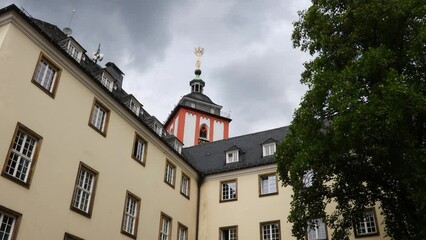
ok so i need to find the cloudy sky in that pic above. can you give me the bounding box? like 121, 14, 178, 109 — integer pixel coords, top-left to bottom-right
2, 0, 312, 137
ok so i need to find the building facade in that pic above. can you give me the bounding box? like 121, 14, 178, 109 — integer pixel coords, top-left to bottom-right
0, 4, 388, 240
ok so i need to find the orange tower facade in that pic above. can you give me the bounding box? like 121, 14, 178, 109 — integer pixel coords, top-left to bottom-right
165, 68, 231, 147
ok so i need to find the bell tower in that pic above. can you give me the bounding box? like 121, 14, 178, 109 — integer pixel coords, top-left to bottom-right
165, 47, 231, 147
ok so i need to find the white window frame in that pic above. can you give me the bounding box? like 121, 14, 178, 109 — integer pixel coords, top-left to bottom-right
262, 142, 276, 157
129, 99, 140, 115
221, 180, 237, 202
132, 134, 146, 165
177, 223, 188, 240
3, 123, 42, 187
0, 206, 20, 240
66, 41, 82, 62
220, 226, 237, 240
355, 209, 378, 237
260, 174, 278, 195
159, 213, 171, 240
180, 174, 190, 198
32, 54, 60, 96
71, 162, 98, 217
89, 99, 109, 136
164, 161, 176, 187
261, 221, 281, 240
121, 192, 140, 238
101, 72, 114, 91
307, 218, 327, 240
303, 169, 314, 188
226, 150, 239, 163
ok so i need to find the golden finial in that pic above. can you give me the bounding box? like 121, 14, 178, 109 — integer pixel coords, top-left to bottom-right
194, 46, 204, 69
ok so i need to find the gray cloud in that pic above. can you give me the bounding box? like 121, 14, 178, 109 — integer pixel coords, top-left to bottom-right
2, 0, 312, 138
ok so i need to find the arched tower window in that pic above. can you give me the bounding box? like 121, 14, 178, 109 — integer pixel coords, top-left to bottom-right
199, 124, 208, 139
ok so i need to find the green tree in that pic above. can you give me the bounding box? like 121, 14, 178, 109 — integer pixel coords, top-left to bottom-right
276, 0, 426, 239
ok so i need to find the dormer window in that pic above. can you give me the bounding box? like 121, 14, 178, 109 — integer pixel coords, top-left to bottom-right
129, 99, 140, 116
66, 43, 82, 62
61, 38, 86, 63
153, 122, 163, 136
262, 142, 276, 157
190, 103, 196, 108
226, 150, 239, 163
101, 72, 114, 91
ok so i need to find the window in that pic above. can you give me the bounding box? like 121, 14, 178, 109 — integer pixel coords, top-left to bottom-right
132, 134, 147, 166
190, 103, 195, 108
0, 205, 21, 240
70, 162, 98, 217
121, 191, 141, 238
64, 232, 84, 240
259, 173, 278, 196
180, 173, 190, 198
88, 99, 110, 136
220, 226, 237, 240
355, 209, 378, 237
154, 122, 163, 136
177, 223, 188, 240
66, 42, 82, 62
262, 143, 276, 157
307, 218, 327, 240
303, 169, 314, 188
159, 213, 172, 240
164, 161, 176, 188
129, 99, 140, 115
260, 221, 280, 240
199, 124, 208, 139
101, 72, 114, 91
220, 180, 237, 202
32, 53, 61, 97
226, 150, 239, 163
2, 123, 42, 187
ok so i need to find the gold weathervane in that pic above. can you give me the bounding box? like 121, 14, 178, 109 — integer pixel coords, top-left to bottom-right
194, 46, 204, 69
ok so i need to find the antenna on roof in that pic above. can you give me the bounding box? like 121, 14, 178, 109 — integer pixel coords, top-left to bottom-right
92, 44, 104, 63
63, 9, 75, 36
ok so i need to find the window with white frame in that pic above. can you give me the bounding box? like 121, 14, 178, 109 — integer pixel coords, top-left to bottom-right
303, 169, 314, 187
307, 218, 327, 240
2, 123, 42, 186
0, 205, 21, 240
226, 150, 239, 163
71, 162, 98, 217
32, 54, 60, 96
180, 173, 190, 198
261, 221, 280, 240
164, 161, 176, 187
177, 223, 188, 240
259, 174, 278, 196
262, 142, 276, 157
220, 226, 237, 240
159, 213, 172, 240
129, 99, 140, 115
89, 99, 110, 136
355, 209, 378, 237
66, 42, 82, 62
154, 122, 163, 136
121, 191, 140, 238
221, 180, 237, 202
132, 134, 147, 165
100, 73, 114, 91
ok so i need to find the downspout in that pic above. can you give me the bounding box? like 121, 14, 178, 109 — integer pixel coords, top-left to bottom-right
196, 174, 204, 240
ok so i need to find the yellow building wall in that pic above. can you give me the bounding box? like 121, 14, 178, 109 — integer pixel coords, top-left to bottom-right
0, 16, 198, 240
198, 164, 389, 240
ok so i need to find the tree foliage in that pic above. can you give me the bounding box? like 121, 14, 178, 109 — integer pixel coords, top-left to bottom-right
276, 0, 426, 239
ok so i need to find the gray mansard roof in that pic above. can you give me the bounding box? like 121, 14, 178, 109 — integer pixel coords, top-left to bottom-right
182, 126, 288, 175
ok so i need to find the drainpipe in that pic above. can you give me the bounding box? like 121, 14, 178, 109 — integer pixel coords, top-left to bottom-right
196, 175, 204, 240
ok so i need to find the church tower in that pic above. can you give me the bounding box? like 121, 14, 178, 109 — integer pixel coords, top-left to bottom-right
165, 47, 231, 147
